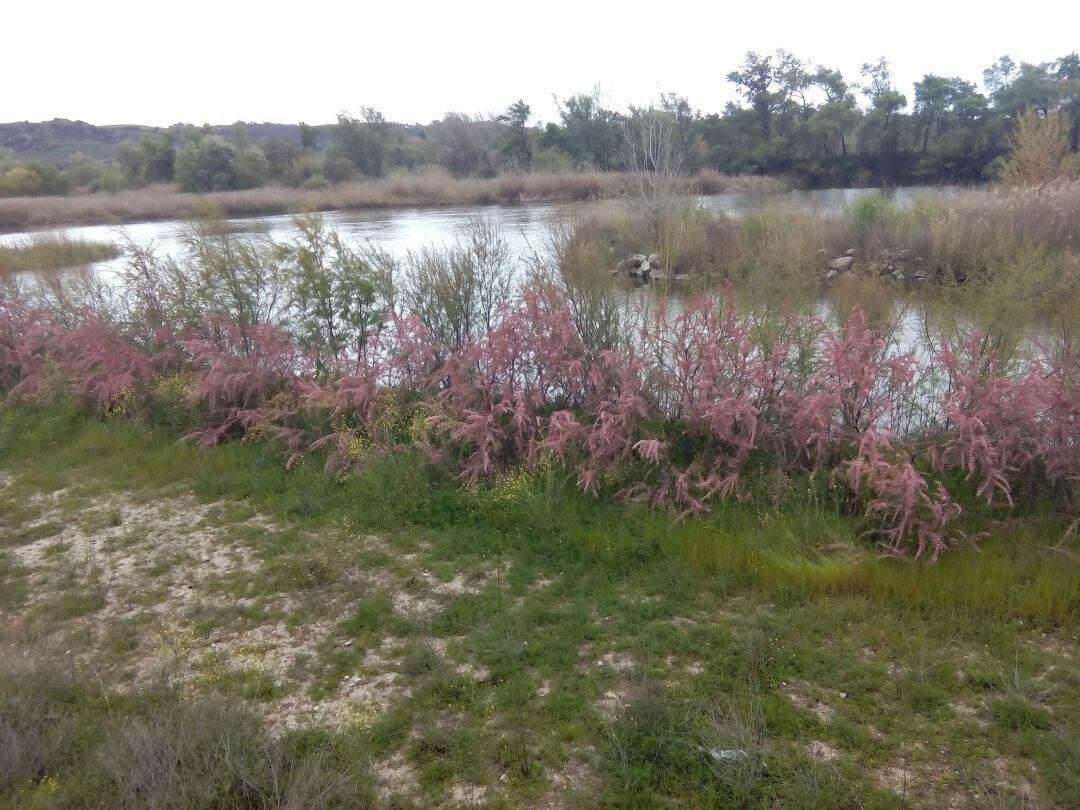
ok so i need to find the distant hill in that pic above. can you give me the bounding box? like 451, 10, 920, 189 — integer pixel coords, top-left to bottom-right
0, 119, 337, 165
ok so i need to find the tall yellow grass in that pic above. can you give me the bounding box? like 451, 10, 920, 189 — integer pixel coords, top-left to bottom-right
0, 169, 783, 232
0, 233, 120, 276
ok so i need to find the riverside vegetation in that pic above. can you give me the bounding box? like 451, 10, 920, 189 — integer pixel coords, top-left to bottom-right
0, 234, 119, 277
0, 181, 1077, 806
2, 49, 1078, 227
0, 169, 781, 231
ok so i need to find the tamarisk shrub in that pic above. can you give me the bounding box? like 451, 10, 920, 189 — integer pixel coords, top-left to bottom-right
935, 334, 1053, 505
2, 223, 1077, 559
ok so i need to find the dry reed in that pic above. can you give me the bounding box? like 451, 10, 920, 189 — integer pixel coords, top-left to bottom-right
0, 169, 783, 232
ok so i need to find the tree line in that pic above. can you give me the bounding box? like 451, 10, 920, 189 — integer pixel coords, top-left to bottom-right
1, 50, 1077, 197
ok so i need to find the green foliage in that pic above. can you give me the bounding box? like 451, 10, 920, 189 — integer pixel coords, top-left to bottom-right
0, 162, 68, 197
0, 663, 375, 807
999, 107, 1076, 186
117, 132, 176, 185
497, 100, 533, 169
1, 406, 1078, 807
280, 214, 394, 375
175, 133, 267, 193
401, 217, 514, 348
333, 109, 387, 178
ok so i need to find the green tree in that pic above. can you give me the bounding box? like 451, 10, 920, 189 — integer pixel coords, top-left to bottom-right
174, 134, 240, 192
859, 59, 908, 184
234, 144, 270, 189
281, 214, 393, 376
497, 100, 533, 169
299, 122, 319, 150
552, 91, 621, 169
333, 108, 387, 177
430, 114, 497, 177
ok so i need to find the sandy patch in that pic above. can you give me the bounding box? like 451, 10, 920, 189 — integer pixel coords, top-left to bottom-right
805, 739, 840, 762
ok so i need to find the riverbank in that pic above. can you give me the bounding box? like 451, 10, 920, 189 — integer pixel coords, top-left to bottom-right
0, 169, 785, 232
1, 406, 1076, 807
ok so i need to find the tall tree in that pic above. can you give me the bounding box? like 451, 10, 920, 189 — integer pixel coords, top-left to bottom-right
496, 100, 532, 169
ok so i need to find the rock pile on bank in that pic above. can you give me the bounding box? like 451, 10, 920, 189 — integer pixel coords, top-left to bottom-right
613, 253, 661, 279
821, 248, 931, 283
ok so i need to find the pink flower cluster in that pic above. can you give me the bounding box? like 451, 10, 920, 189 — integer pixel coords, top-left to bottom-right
2, 282, 1075, 559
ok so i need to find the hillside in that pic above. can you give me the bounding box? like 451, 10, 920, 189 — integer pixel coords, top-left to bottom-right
0, 119, 335, 164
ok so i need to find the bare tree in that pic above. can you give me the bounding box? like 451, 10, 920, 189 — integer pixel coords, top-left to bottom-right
621, 105, 691, 272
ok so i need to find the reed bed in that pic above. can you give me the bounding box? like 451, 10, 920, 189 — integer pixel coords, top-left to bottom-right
0, 233, 119, 276
0, 169, 783, 231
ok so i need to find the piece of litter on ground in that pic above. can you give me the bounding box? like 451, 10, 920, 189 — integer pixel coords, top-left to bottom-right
709, 748, 749, 762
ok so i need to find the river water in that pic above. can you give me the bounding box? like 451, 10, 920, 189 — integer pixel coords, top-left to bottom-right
0, 186, 951, 275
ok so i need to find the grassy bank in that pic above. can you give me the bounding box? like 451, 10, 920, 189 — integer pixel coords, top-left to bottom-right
1, 405, 1076, 807
0, 233, 119, 276
0, 169, 784, 232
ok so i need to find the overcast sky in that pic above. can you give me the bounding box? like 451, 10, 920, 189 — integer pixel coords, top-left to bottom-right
4, 1, 1077, 127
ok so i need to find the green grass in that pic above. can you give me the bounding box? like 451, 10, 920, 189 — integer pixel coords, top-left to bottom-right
0, 404, 1077, 808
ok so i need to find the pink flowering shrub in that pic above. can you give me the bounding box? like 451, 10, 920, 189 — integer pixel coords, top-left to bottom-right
2, 234, 1077, 559
844, 429, 961, 559
934, 335, 1061, 504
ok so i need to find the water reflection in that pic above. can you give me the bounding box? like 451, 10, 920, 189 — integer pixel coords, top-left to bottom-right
0, 186, 956, 276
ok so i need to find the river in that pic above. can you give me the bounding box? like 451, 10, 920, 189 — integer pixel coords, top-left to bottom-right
0, 186, 953, 275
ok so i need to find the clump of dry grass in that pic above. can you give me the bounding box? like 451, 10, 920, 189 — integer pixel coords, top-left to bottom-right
572, 181, 1080, 285
0, 233, 119, 276
0, 169, 784, 231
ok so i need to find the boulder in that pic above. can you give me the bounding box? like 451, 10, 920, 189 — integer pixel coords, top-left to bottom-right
844, 248, 856, 257
647, 253, 661, 266
827, 256, 854, 272
897, 249, 912, 261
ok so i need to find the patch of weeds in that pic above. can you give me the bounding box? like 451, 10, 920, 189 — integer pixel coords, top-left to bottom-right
991, 696, 1052, 731
41, 540, 72, 558
430, 589, 502, 637
196, 653, 280, 701
0, 552, 29, 608
401, 639, 442, 678
367, 704, 414, 756
260, 553, 337, 593
426, 673, 483, 712
188, 603, 273, 637
32, 588, 105, 621
0, 657, 375, 807
6, 519, 66, 547
128, 586, 168, 608
600, 692, 717, 804
407, 717, 487, 791
78, 505, 124, 534
103, 617, 143, 660
1037, 723, 1080, 806
339, 593, 413, 640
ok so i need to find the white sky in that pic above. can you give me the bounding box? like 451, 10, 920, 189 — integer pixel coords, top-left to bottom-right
3, 1, 1077, 128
